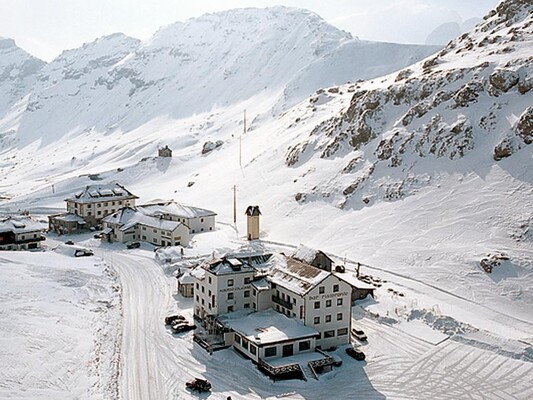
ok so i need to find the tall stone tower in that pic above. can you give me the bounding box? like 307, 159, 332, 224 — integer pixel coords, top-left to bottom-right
245, 206, 261, 240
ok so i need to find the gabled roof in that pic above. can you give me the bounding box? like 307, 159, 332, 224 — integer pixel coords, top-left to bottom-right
226, 252, 273, 268
66, 182, 138, 203
292, 244, 333, 265
103, 207, 185, 232
138, 201, 216, 219
268, 256, 330, 296
245, 205, 261, 216
334, 273, 376, 290
178, 272, 195, 285
0, 216, 46, 234
202, 256, 255, 276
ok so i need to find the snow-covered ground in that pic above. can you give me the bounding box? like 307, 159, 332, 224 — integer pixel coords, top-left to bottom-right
1, 2, 532, 399
2, 227, 531, 399
0, 248, 121, 399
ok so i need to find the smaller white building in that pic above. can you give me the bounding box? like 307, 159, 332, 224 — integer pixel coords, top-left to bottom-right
137, 201, 216, 235
220, 309, 319, 363
177, 271, 195, 298
103, 207, 190, 246
0, 216, 46, 250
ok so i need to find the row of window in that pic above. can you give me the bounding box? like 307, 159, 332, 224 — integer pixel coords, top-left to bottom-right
276, 290, 297, 305
314, 298, 343, 309
194, 296, 254, 313
318, 284, 340, 294
263, 340, 311, 357
19, 233, 39, 240
313, 313, 344, 325
226, 291, 250, 300
203, 276, 252, 287
321, 327, 348, 338
86, 209, 115, 216
74, 200, 125, 208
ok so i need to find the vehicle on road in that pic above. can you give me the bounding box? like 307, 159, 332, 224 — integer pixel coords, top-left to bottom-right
186, 378, 211, 392
171, 322, 196, 333
345, 347, 366, 361
352, 328, 368, 341
127, 241, 141, 249
164, 314, 186, 325
65, 240, 74, 245
93, 233, 104, 239
74, 249, 94, 257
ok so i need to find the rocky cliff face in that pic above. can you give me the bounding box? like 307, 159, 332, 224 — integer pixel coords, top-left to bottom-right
285, 0, 532, 210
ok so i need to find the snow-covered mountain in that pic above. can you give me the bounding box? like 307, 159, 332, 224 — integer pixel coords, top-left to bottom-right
286, 0, 532, 209
0, 37, 45, 118
2, 3, 533, 398
0, 7, 439, 150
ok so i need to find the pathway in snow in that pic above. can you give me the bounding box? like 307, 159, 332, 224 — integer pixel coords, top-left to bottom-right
101, 251, 171, 400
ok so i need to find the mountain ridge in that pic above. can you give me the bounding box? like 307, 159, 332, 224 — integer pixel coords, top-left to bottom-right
0, 6, 439, 151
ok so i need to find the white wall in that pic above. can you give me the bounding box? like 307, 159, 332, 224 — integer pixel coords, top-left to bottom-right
304, 275, 351, 349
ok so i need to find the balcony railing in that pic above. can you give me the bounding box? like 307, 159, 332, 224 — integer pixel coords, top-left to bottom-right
272, 295, 293, 310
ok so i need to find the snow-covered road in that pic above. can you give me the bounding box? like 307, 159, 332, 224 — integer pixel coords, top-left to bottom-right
104, 252, 170, 400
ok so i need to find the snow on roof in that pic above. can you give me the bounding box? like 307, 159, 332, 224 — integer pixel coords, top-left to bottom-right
292, 244, 319, 264
334, 272, 375, 290
178, 272, 195, 284
190, 265, 205, 280
221, 309, 318, 345
292, 244, 333, 265
0, 216, 46, 234
52, 213, 86, 223
268, 255, 330, 295
66, 182, 138, 203
251, 277, 271, 291
227, 252, 273, 268
103, 207, 183, 232
245, 205, 261, 216
137, 201, 216, 219
203, 256, 255, 275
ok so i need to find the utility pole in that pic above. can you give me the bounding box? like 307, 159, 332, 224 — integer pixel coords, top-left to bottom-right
240, 109, 246, 168
233, 185, 237, 224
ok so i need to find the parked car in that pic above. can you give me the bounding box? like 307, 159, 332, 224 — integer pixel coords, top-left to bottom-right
352, 328, 368, 342
186, 378, 211, 392
93, 233, 104, 239
171, 322, 196, 333
126, 241, 141, 249
345, 347, 366, 361
74, 249, 94, 257
164, 314, 186, 326
65, 240, 74, 245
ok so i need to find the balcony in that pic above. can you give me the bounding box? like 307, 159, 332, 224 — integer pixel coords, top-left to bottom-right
272, 295, 293, 310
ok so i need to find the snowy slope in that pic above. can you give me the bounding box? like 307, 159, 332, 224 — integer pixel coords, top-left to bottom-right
1, 3, 532, 398
0, 250, 121, 399
0, 37, 44, 119
2, 3, 532, 318
0, 6, 438, 152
